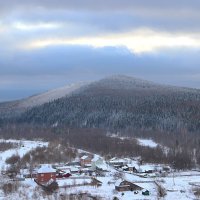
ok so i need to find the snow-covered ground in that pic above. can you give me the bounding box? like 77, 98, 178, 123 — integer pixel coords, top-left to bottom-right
162, 171, 200, 200
0, 139, 48, 169
0, 139, 199, 200
2, 172, 199, 200
137, 138, 158, 148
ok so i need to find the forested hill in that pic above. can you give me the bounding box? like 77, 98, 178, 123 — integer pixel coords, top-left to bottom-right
13, 75, 200, 132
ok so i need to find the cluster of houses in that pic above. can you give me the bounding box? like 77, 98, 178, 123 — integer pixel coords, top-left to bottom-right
3, 153, 171, 196
33, 163, 151, 195
20, 154, 109, 186
108, 157, 170, 175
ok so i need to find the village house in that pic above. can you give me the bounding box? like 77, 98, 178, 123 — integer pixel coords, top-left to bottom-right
126, 164, 138, 173
91, 156, 103, 168
36, 164, 56, 183
70, 167, 80, 174
90, 156, 109, 176
109, 158, 128, 168
115, 180, 143, 192
138, 165, 156, 174
80, 155, 92, 167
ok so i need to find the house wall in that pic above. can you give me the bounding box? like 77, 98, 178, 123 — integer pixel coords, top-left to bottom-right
116, 181, 143, 192
80, 159, 91, 167
115, 186, 130, 192
37, 172, 56, 183
130, 184, 143, 191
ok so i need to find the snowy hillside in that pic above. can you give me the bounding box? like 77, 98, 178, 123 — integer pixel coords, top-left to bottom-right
19, 82, 87, 108
0, 139, 199, 200
0, 82, 87, 118
0, 139, 48, 169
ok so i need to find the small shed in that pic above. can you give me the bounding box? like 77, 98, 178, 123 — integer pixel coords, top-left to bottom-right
109, 158, 128, 167
91, 178, 102, 187
126, 164, 138, 173
36, 165, 56, 183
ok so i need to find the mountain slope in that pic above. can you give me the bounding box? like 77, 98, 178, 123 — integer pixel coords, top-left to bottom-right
16, 75, 200, 132
0, 82, 87, 118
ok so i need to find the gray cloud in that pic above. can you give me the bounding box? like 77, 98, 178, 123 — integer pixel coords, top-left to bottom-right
1, 1, 200, 33
1, 0, 200, 101
1, 46, 199, 76
1, 0, 200, 11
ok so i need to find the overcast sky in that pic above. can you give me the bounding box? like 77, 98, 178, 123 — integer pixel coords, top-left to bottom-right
1, 0, 200, 102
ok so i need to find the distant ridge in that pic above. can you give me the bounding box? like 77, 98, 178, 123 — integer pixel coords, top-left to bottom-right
0, 82, 88, 118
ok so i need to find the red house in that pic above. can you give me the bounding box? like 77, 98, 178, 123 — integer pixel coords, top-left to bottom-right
36, 165, 56, 183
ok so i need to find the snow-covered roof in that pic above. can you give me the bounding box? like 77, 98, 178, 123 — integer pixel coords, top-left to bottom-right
70, 167, 79, 172
138, 165, 155, 172
115, 179, 123, 187
81, 155, 89, 160
96, 163, 109, 171
85, 164, 92, 167
127, 164, 136, 168
91, 155, 101, 162
81, 168, 91, 172
110, 157, 117, 161
56, 166, 71, 170
109, 158, 127, 163
37, 164, 56, 173
59, 169, 71, 174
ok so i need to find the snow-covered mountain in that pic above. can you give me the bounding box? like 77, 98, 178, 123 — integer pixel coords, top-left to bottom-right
0, 82, 88, 118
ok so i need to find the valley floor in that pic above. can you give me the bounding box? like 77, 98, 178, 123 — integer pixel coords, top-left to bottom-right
0, 139, 200, 200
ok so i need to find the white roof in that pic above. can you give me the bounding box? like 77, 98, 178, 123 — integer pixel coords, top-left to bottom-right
115, 179, 123, 187
110, 157, 117, 161
38, 164, 56, 173
85, 164, 92, 167
91, 155, 101, 162
138, 165, 155, 172
96, 163, 109, 171
81, 155, 88, 160
127, 164, 136, 168
110, 158, 126, 163
70, 167, 79, 172
56, 166, 71, 170
59, 169, 71, 174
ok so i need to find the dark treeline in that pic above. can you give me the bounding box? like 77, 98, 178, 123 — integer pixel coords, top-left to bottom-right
0, 124, 198, 170
0, 141, 18, 152
15, 91, 200, 133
